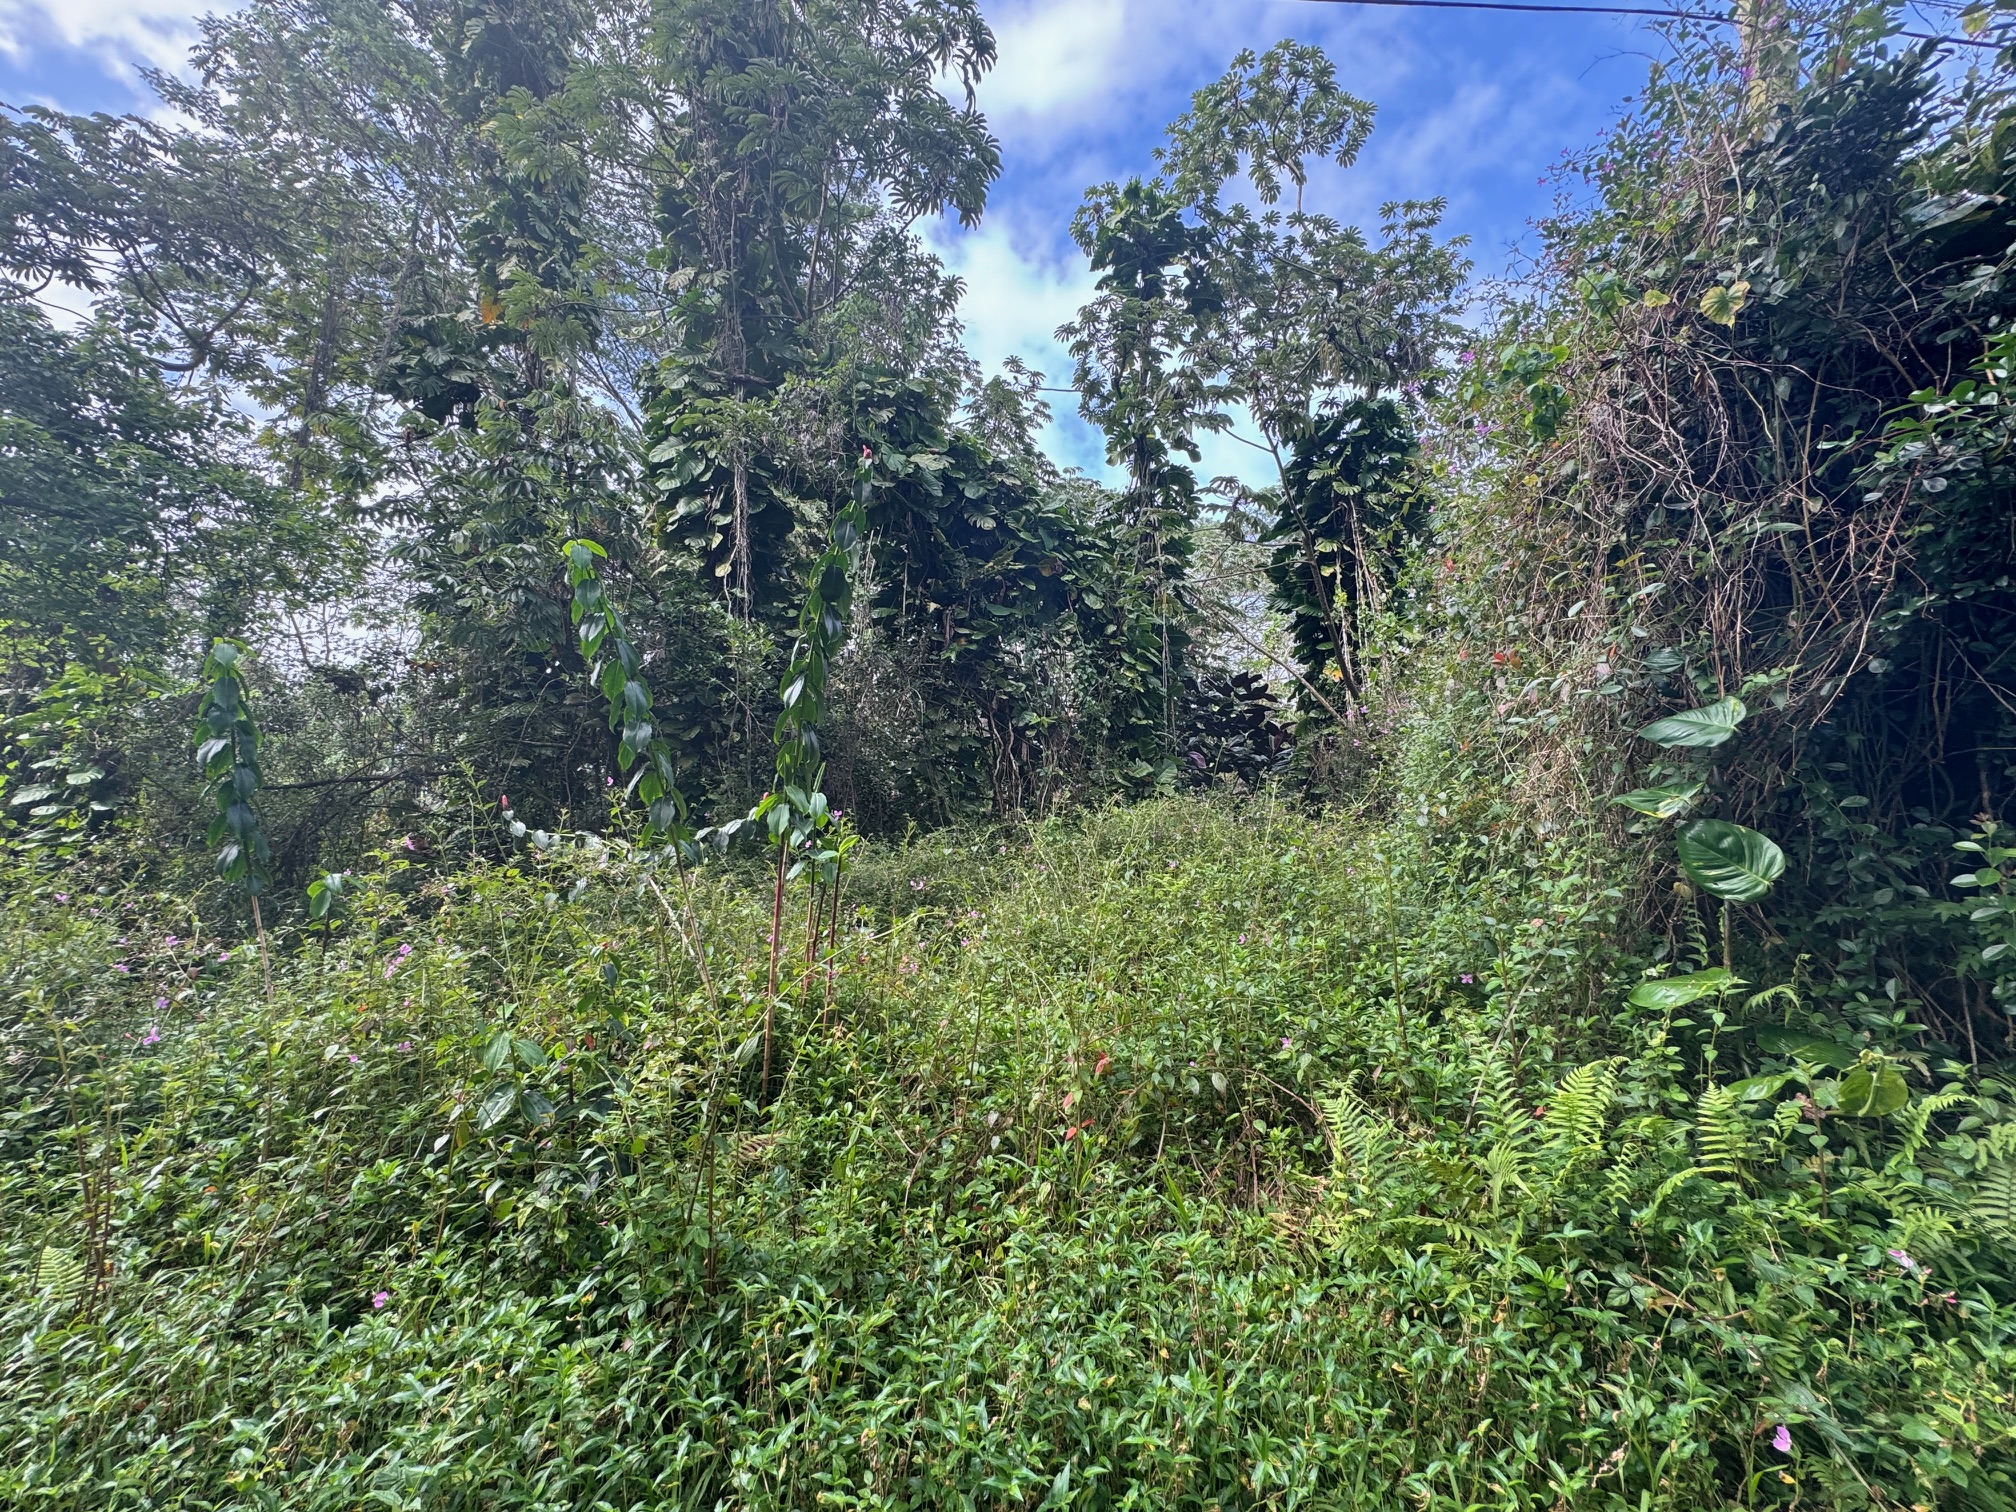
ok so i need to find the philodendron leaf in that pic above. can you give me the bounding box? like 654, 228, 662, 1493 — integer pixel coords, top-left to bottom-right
1677, 819, 1786, 902
1628, 967, 1740, 1010
1755, 1025, 1856, 1069
1611, 781, 1705, 819
1836, 1064, 1909, 1118
1637, 697, 1747, 748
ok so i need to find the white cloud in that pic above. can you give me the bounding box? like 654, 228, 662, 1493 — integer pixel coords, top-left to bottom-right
927, 209, 1112, 473
0, 0, 214, 75
981, 0, 1128, 124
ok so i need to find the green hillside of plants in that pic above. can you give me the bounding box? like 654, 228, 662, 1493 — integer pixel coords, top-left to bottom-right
5, 2, 2016, 1508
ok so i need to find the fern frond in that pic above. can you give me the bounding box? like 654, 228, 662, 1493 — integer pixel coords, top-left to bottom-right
1693, 1084, 1752, 1180
1543, 1058, 1620, 1165
35, 1244, 84, 1307
1886, 1089, 1970, 1173
1970, 1161, 2016, 1239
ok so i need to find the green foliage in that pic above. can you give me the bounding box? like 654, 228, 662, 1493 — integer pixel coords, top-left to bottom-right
1677, 819, 1788, 903
1636, 697, 1748, 750
3, 799, 2011, 1510
193, 640, 270, 897
561, 538, 694, 852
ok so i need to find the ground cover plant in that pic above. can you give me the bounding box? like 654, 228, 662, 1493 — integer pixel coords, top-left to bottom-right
5, 0, 2016, 1507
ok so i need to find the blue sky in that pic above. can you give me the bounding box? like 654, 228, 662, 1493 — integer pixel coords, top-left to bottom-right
0, 0, 1670, 478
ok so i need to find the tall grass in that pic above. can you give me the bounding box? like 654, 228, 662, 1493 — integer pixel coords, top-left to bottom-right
2, 798, 2011, 1509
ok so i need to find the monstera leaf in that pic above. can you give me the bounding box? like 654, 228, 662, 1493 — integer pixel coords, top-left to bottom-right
1628, 967, 1740, 1010
1677, 820, 1785, 902
1611, 781, 1704, 819
1637, 697, 1747, 749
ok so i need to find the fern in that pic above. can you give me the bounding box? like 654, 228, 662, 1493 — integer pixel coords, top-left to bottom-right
1693, 1084, 1752, 1180
1885, 1088, 1970, 1174
1543, 1058, 1619, 1166
1971, 1161, 2016, 1240
35, 1244, 84, 1307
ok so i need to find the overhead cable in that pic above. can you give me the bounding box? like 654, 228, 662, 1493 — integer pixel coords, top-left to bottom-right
1285, 0, 1998, 48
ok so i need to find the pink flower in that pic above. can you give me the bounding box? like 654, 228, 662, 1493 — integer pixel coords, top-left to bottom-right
217, 951, 231, 963
154, 997, 169, 1011
55, 892, 69, 902
1888, 1247, 1920, 1274
403, 835, 417, 851
372, 1291, 390, 1309
140, 1024, 162, 1046
1460, 973, 1474, 985
1771, 1424, 1791, 1454
397, 1041, 414, 1052
113, 962, 130, 974
164, 935, 179, 948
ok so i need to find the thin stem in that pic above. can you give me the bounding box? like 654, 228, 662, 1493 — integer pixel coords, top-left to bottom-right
250, 894, 273, 1000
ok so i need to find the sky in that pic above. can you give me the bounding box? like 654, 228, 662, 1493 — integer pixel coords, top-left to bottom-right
0, 0, 1675, 480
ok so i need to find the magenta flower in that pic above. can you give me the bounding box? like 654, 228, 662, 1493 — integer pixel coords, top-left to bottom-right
164, 935, 179, 947
217, 951, 231, 963
1887, 1247, 1921, 1274
140, 1024, 161, 1046
55, 892, 69, 903
1460, 973, 1474, 985
154, 996, 169, 1011
1771, 1424, 1791, 1453
372, 1290, 390, 1309
397, 1041, 414, 1053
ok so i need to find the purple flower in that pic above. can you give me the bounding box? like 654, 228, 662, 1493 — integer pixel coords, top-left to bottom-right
402, 835, 417, 851
140, 1024, 161, 1046
349, 1055, 360, 1064
1888, 1247, 1920, 1274
1771, 1424, 1792, 1454
397, 1041, 414, 1053
217, 951, 231, 963
398, 943, 412, 957
372, 1290, 390, 1309
1457, 350, 1476, 365
113, 962, 130, 974
1280, 1037, 1293, 1050
1238, 934, 1247, 944
1460, 973, 1474, 985
164, 935, 179, 948
154, 996, 169, 1011
55, 892, 69, 903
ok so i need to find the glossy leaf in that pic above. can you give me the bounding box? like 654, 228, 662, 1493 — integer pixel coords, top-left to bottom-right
1611, 781, 1704, 819
1628, 967, 1739, 1009
1636, 697, 1746, 748
1677, 820, 1785, 901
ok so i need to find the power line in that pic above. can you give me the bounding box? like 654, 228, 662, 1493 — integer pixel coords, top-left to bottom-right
1286, 0, 1999, 47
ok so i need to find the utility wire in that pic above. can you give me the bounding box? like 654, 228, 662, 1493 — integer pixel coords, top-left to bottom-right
1286, 0, 1999, 47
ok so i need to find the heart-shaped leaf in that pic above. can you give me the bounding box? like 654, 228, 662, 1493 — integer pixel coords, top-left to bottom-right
1629, 967, 1740, 1009
1611, 781, 1704, 819
1678, 820, 1785, 902
1637, 697, 1747, 748
1837, 1064, 1909, 1117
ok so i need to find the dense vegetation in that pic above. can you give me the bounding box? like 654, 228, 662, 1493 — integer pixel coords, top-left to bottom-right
3, 2, 2015, 1507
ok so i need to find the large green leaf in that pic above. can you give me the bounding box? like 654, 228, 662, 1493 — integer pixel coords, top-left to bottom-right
1836, 1064, 1909, 1118
1677, 820, 1784, 901
1637, 697, 1747, 748
1628, 967, 1740, 1009
1611, 781, 1704, 819
1755, 1025, 1855, 1069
